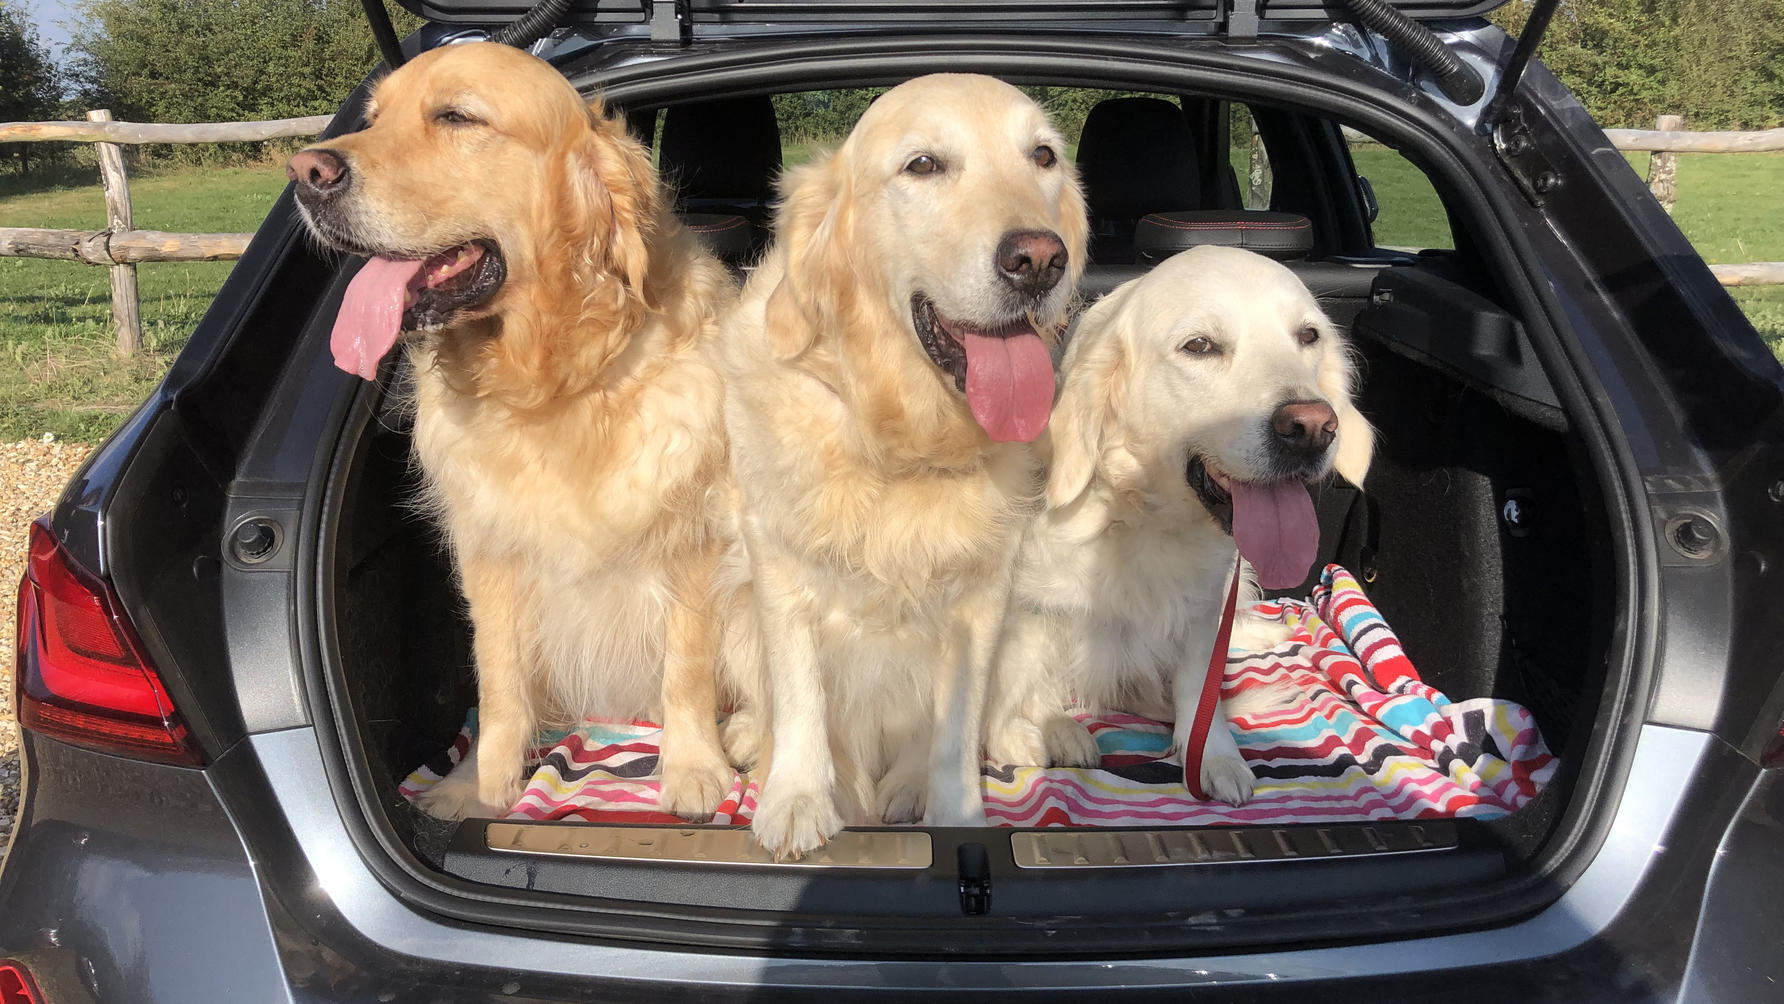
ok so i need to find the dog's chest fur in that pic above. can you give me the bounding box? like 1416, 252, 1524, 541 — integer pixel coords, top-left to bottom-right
741, 382, 1038, 623
406, 329, 728, 717
412, 350, 724, 566
1016, 490, 1233, 693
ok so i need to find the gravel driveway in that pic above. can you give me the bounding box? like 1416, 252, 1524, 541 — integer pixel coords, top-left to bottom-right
2, 435, 93, 850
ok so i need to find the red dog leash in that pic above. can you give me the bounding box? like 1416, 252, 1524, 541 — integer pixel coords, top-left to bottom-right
1182, 555, 1243, 799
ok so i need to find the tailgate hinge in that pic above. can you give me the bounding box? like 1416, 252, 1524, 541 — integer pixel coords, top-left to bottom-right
1226, 0, 1259, 41
650, 0, 690, 44
1491, 102, 1560, 208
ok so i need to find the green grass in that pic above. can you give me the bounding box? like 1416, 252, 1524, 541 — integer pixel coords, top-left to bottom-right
1350, 148, 1454, 251
1623, 152, 1784, 356
0, 149, 1779, 442
0, 163, 289, 441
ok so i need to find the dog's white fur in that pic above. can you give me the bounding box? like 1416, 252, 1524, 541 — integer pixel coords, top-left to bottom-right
985, 246, 1373, 805
719, 74, 1089, 858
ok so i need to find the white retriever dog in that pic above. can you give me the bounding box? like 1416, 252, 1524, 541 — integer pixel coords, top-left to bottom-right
985, 246, 1373, 804
720, 74, 1088, 858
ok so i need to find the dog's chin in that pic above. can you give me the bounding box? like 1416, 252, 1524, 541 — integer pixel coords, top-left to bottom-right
909, 292, 1052, 392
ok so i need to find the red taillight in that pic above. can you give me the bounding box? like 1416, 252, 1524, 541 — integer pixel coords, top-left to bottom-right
0, 961, 42, 1004
1765, 722, 1784, 769
14, 516, 203, 766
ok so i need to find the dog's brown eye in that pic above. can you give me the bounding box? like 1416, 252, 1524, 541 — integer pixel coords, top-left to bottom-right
1181, 336, 1217, 355
904, 154, 942, 176
1032, 145, 1058, 168
434, 108, 480, 127
1298, 326, 1321, 346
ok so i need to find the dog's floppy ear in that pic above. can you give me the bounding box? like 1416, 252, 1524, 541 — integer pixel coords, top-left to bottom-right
1045, 284, 1135, 509
1054, 164, 1092, 300
558, 103, 659, 307
486, 102, 660, 408
1317, 328, 1375, 487
764, 152, 856, 360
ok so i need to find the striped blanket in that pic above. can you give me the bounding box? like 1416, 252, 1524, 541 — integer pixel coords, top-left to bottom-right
401, 565, 1554, 827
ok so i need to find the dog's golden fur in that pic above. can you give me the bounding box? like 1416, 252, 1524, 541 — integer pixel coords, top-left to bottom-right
718, 73, 1089, 858
292, 43, 739, 820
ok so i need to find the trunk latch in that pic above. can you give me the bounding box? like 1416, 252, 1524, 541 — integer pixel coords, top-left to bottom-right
957, 843, 992, 916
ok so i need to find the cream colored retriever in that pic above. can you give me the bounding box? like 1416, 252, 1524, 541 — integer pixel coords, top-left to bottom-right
985, 246, 1373, 804
720, 74, 1088, 858
287, 43, 739, 820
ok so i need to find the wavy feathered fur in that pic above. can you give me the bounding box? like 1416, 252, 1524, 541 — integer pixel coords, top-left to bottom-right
292, 43, 740, 821
717, 74, 1089, 859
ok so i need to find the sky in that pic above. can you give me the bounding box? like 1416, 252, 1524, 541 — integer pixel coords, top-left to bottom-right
16, 0, 81, 63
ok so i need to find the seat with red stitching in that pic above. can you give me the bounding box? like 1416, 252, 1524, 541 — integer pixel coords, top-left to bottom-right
680, 212, 756, 273
1135, 210, 1315, 263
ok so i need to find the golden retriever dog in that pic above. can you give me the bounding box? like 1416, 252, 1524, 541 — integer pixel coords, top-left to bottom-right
287, 43, 739, 820
718, 74, 1088, 858
984, 246, 1373, 805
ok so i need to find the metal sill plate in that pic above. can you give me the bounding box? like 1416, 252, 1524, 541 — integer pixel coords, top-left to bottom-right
1010, 821, 1456, 868
485, 823, 934, 869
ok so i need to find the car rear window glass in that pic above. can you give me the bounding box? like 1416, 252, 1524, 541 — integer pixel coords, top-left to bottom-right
1347, 134, 1456, 251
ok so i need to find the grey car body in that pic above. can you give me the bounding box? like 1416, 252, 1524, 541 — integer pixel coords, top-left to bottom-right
5, 4, 1784, 1000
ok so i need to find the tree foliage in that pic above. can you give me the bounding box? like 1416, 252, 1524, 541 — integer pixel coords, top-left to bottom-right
1496, 0, 1784, 129
0, 2, 65, 169
43, 0, 1784, 148
64, 0, 419, 161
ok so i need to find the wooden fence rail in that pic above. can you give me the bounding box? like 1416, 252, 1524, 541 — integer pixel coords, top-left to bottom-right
0, 115, 334, 146
2, 110, 1781, 357
0, 227, 252, 264
0, 109, 334, 355
1602, 125, 1784, 154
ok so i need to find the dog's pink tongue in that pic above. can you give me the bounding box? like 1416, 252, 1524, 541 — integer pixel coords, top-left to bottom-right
1230, 479, 1320, 590
962, 331, 1055, 442
330, 256, 424, 380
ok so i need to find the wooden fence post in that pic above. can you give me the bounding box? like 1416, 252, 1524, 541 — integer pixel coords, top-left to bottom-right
87, 109, 142, 357
1646, 113, 1683, 215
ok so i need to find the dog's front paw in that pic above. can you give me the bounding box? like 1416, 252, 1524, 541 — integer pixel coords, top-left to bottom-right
1231, 611, 1294, 653
985, 717, 1046, 767
417, 770, 519, 821
874, 774, 927, 824
720, 709, 767, 770
659, 746, 736, 820
922, 784, 986, 828
752, 784, 843, 860
1042, 715, 1102, 768
1198, 749, 1257, 807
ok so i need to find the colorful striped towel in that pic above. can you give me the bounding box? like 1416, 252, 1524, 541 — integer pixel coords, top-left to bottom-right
401, 565, 1554, 827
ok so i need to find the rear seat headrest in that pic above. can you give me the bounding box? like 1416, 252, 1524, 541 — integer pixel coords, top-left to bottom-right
682, 213, 755, 269
1134, 211, 1315, 263
658, 97, 782, 206
1075, 97, 1201, 220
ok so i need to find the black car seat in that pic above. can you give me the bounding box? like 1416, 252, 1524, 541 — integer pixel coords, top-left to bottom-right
1132, 210, 1315, 264
657, 96, 782, 258
1074, 97, 1202, 265
681, 213, 758, 281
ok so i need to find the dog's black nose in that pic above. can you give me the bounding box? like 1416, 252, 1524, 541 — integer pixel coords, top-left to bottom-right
1272, 400, 1338, 453
287, 148, 349, 194
995, 230, 1068, 296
